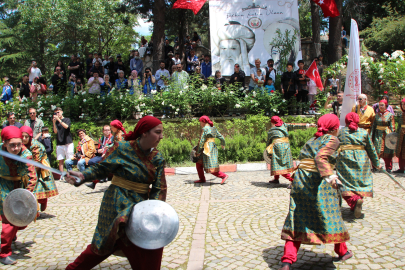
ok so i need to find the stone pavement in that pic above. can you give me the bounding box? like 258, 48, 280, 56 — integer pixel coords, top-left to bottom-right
3, 168, 405, 270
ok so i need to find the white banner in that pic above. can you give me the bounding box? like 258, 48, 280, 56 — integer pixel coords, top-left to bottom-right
340, 19, 361, 127
209, 0, 301, 76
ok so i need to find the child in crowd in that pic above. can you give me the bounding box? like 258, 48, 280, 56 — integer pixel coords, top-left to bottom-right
38, 127, 54, 166
254, 69, 265, 92
308, 79, 320, 114
265, 78, 275, 95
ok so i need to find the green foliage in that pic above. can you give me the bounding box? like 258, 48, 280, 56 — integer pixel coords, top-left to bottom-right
288, 128, 317, 158
269, 29, 298, 73
361, 14, 405, 55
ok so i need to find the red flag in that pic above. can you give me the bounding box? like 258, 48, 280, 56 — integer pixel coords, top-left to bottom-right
312, 0, 340, 18
305, 61, 324, 90
172, 0, 206, 15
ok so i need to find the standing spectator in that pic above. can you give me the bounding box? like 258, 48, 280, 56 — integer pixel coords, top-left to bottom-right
172, 64, 189, 89
229, 64, 246, 97
101, 74, 112, 96
38, 127, 54, 166
325, 91, 344, 117
164, 40, 174, 60
341, 26, 348, 49
30, 77, 42, 101
68, 55, 80, 79
76, 56, 85, 81
1, 77, 13, 104
53, 107, 73, 172
253, 69, 265, 92
141, 36, 148, 47
146, 38, 153, 55
68, 74, 77, 96
318, 55, 324, 77
102, 55, 110, 75
187, 49, 199, 73
54, 60, 67, 82
87, 71, 104, 94
92, 52, 103, 65
265, 78, 275, 95
165, 52, 174, 73
114, 58, 126, 79
51, 67, 65, 95
130, 51, 144, 75
2, 112, 23, 129
155, 61, 170, 91
192, 31, 201, 45
249, 59, 266, 90
88, 61, 104, 78
142, 67, 156, 95
328, 75, 340, 95
86, 53, 93, 79
128, 70, 141, 95
307, 79, 319, 114
128, 50, 135, 68
294, 60, 310, 114
17, 74, 31, 100
106, 56, 115, 82
194, 66, 205, 80
201, 55, 212, 79
27, 61, 42, 83
65, 129, 96, 173
265, 59, 276, 85
281, 63, 296, 114
115, 70, 128, 91
170, 65, 177, 76
24, 107, 44, 140
173, 52, 181, 66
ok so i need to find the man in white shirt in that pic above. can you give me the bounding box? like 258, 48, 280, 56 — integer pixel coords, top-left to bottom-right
172, 52, 181, 65
92, 52, 103, 65
27, 61, 42, 83
249, 58, 266, 90
155, 60, 170, 91
172, 64, 189, 89
87, 71, 104, 94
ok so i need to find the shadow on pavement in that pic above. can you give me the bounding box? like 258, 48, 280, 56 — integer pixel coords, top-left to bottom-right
37, 213, 56, 220
340, 207, 362, 223
262, 245, 337, 270
13, 240, 35, 260
251, 181, 290, 189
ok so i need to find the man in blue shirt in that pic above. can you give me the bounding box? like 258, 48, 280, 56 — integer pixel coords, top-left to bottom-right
341, 26, 348, 48
201, 55, 212, 79
1, 77, 13, 104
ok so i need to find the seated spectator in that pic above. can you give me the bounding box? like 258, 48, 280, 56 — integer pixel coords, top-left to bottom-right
65, 129, 96, 172
115, 70, 128, 91
187, 49, 199, 73
155, 60, 170, 91
100, 74, 112, 96
54, 60, 67, 82
192, 32, 201, 45
128, 70, 141, 95
265, 78, 275, 95
194, 66, 205, 80
38, 127, 54, 166
87, 71, 104, 94
1, 77, 13, 104
201, 55, 212, 79
142, 67, 156, 95
130, 51, 143, 75
17, 74, 31, 100
85, 125, 114, 189
229, 63, 246, 91
210, 70, 226, 90
24, 107, 44, 139
2, 112, 23, 129
76, 78, 84, 94
88, 61, 104, 78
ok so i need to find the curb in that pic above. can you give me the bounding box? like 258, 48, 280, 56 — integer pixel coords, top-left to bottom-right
165, 158, 399, 176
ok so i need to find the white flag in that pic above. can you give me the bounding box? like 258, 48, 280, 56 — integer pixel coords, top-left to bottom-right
340, 19, 361, 127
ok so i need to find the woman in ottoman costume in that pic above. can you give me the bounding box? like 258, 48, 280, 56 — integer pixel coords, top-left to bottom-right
194, 115, 229, 184
336, 113, 381, 218
65, 116, 167, 270
395, 98, 405, 174
0, 126, 38, 265
371, 99, 395, 173
278, 114, 353, 270
267, 116, 294, 184
20, 126, 58, 212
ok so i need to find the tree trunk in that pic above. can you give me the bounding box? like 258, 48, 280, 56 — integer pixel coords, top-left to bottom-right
178, 10, 186, 66
328, 0, 343, 64
39, 36, 45, 76
311, 1, 321, 59
152, 0, 166, 72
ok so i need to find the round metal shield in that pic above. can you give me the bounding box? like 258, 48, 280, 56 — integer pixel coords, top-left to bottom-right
385, 132, 399, 150
126, 200, 179, 250
3, 188, 37, 227
263, 149, 272, 164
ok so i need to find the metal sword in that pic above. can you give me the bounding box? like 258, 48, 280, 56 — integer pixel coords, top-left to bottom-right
378, 168, 405, 191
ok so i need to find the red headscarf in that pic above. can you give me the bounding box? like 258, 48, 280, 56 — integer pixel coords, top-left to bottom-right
20, 126, 33, 137
199, 115, 213, 127
314, 114, 340, 138
345, 112, 359, 131
379, 99, 388, 107
1, 126, 22, 141
110, 120, 126, 135
124, 116, 162, 141
271, 116, 283, 127
401, 97, 405, 112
